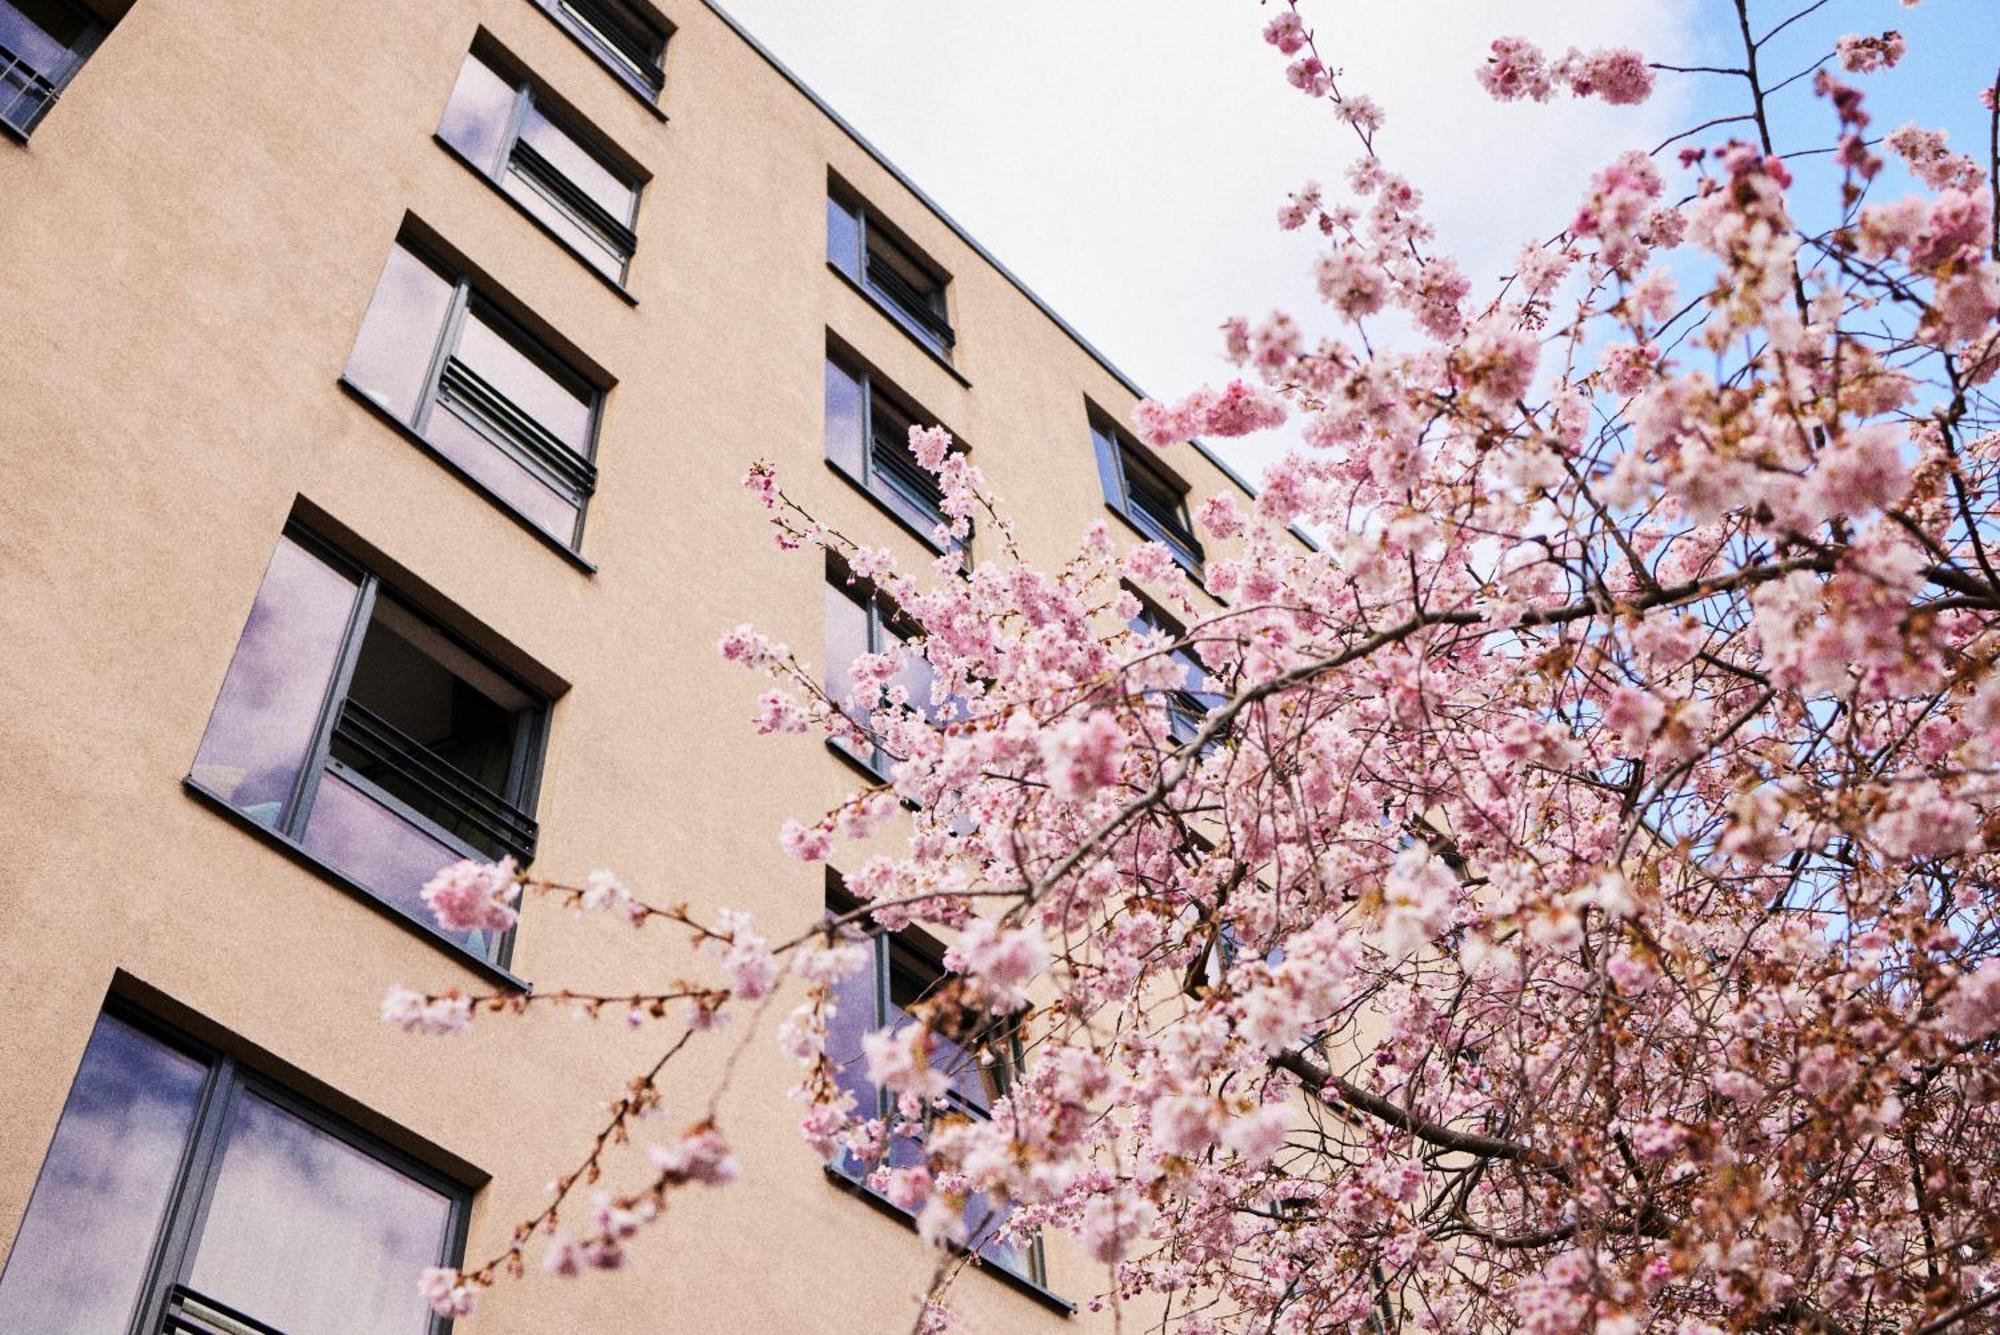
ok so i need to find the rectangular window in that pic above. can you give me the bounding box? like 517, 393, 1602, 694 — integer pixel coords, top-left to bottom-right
0, 1004, 469, 1335
824, 567, 941, 778
1092, 412, 1204, 573
823, 885, 1045, 1287
531, 0, 665, 101
344, 235, 604, 552
437, 45, 643, 284
824, 353, 961, 547
0, 0, 110, 138
827, 191, 955, 359
1127, 590, 1226, 746
188, 527, 547, 965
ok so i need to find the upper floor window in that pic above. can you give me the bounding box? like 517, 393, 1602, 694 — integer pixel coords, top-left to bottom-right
0, 0, 111, 139
827, 189, 955, 359
344, 233, 605, 553
825, 351, 960, 548
188, 527, 547, 966
0, 1004, 469, 1335
822, 886, 1045, 1287
437, 44, 643, 286
531, 0, 665, 102
1127, 591, 1226, 747
824, 565, 941, 778
1091, 411, 1204, 574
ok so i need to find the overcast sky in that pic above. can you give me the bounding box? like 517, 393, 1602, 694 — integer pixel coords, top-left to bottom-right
711, 0, 1990, 484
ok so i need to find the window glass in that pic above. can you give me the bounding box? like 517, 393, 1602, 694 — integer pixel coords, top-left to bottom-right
0, 1015, 208, 1335
826, 196, 862, 279
189, 536, 362, 828
456, 307, 593, 456
518, 104, 634, 223
425, 406, 582, 543
502, 168, 626, 280
554, 0, 661, 87
0, 0, 87, 77
824, 580, 871, 735
344, 245, 454, 425
823, 358, 866, 478
436, 51, 517, 175
189, 1091, 453, 1335
301, 770, 497, 955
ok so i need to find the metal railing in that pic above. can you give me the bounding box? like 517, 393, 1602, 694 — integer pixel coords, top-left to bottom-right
332, 698, 539, 862
509, 136, 638, 259
163, 1285, 287, 1335
0, 40, 59, 137
865, 252, 956, 349
437, 356, 598, 504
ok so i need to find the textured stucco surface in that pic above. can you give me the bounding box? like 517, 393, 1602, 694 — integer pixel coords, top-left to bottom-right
0, 1, 1254, 1328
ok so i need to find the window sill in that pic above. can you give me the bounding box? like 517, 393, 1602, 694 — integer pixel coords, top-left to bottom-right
336, 379, 600, 576
527, 2, 670, 122
821, 1166, 1074, 1316
434, 136, 639, 307
1103, 501, 1204, 581
827, 262, 971, 390
183, 778, 533, 993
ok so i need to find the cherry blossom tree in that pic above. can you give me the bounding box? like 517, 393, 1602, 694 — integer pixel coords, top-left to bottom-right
389, 3, 2000, 1331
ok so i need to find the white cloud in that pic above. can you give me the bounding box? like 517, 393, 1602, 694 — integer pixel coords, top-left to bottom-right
715, 0, 1698, 484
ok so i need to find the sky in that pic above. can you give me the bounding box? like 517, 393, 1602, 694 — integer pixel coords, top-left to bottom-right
711, 0, 1998, 486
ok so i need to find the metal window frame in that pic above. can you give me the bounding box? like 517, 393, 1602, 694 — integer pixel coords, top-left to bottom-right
823, 352, 962, 551
0, 0, 104, 139
536, 0, 666, 99
823, 887, 1047, 1289
826, 189, 956, 356
1124, 585, 1225, 746
8, 1000, 474, 1335
1090, 412, 1205, 573
387, 238, 605, 553
232, 524, 549, 968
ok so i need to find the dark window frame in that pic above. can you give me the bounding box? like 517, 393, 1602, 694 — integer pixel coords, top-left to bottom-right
0, 0, 107, 140
824, 565, 934, 782
1, 1000, 472, 1335
435, 39, 645, 291
528, 0, 668, 105
824, 883, 1052, 1294
1125, 584, 1226, 747
823, 348, 966, 554
342, 231, 606, 558
827, 188, 957, 361
186, 523, 549, 972
1091, 410, 1204, 575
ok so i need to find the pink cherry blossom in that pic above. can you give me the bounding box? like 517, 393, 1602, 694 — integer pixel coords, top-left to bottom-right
421, 858, 520, 934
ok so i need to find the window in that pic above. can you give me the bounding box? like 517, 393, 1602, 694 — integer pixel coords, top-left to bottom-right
1092, 411, 1204, 573
0, 0, 110, 138
1127, 591, 1226, 746
825, 352, 961, 547
827, 191, 955, 359
530, 0, 665, 102
437, 45, 643, 284
823, 887, 1044, 1286
825, 566, 943, 778
344, 235, 604, 552
188, 527, 547, 965
0, 1004, 469, 1335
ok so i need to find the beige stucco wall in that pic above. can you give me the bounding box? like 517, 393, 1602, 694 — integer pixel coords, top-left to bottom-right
0, 1, 1258, 1329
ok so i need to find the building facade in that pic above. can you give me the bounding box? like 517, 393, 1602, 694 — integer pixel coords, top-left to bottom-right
0, 1, 1260, 1330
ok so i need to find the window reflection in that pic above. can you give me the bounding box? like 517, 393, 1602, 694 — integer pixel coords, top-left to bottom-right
0, 1014, 208, 1334
190, 1092, 452, 1335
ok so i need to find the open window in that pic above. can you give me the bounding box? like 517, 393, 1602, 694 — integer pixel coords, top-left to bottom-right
528, 0, 666, 103
827, 186, 956, 360
344, 229, 606, 554
187, 526, 548, 966
0, 1003, 471, 1335
823, 879, 1045, 1287
824, 348, 964, 549
0, 0, 121, 139
1091, 409, 1203, 574
437, 41, 645, 285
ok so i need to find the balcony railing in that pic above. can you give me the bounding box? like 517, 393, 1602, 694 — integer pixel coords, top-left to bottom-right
509, 136, 638, 261
332, 697, 539, 863
163, 1285, 286, 1335
437, 356, 598, 504
0, 40, 59, 137
865, 252, 956, 350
